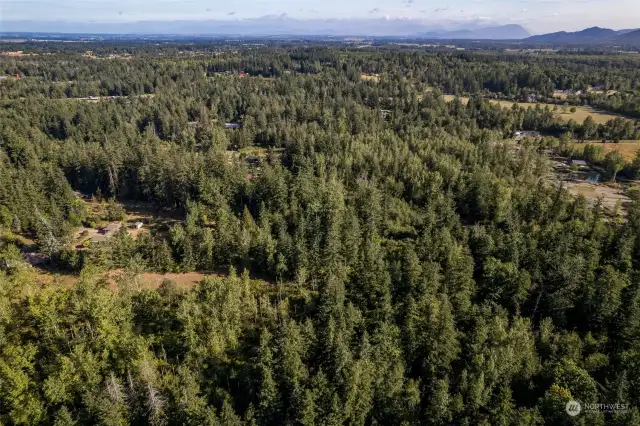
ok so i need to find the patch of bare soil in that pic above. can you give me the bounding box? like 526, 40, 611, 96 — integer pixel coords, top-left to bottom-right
563, 181, 630, 213
106, 270, 217, 291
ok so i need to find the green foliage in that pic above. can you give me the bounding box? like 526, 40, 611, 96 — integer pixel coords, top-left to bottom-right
604, 150, 625, 181
104, 199, 126, 222
0, 42, 639, 426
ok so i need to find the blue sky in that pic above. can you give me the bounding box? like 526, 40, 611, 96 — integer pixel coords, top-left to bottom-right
1, 0, 638, 33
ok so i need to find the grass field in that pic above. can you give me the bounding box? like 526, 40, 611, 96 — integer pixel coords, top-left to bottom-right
442, 95, 620, 124
360, 73, 380, 82
569, 141, 640, 162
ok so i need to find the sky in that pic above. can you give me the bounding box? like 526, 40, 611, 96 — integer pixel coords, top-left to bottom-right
1, 0, 639, 34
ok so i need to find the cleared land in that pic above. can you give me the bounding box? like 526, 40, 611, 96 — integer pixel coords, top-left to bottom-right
548, 155, 633, 215
21, 263, 278, 293
71, 199, 181, 250
563, 181, 629, 212
7, 197, 226, 291
73, 94, 155, 102
0, 51, 37, 57
22, 268, 216, 292
360, 73, 380, 82
443, 95, 621, 124
107, 270, 214, 291
569, 141, 640, 162
588, 89, 618, 96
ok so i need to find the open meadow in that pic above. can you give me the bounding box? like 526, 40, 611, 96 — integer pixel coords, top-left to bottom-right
569, 141, 640, 161
443, 95, 621, 124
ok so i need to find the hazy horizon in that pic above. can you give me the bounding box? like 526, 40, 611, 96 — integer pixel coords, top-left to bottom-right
1, 0, 639, 34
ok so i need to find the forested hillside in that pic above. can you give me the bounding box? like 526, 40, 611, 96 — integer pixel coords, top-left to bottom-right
1, 42, 640, 425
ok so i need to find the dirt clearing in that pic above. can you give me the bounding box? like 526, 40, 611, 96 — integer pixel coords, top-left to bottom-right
28, 268, 215, 292
360, 73, 380, 82
560, 180, 630, 213
107, 270, 215, 291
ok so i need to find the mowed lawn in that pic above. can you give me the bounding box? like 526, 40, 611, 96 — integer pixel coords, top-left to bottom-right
569, 141, 640, 162
443, 95, 620, 124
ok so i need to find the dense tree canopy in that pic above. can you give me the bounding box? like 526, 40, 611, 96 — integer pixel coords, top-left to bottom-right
1, 41, 640, 425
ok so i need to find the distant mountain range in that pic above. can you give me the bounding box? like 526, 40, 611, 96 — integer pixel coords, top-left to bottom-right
1, 18, 639, 44
525, 26, 640, 44
0, 18, 529, 39
612, 29, 640, 44
421, 25, 531, 40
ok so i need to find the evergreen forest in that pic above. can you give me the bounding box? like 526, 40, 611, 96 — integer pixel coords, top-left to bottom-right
1, 41, 640, 425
